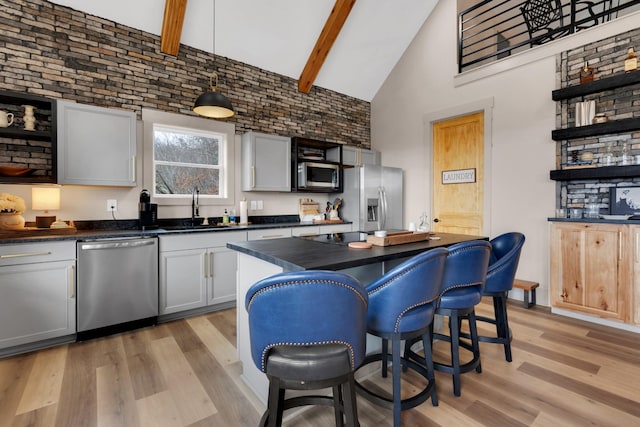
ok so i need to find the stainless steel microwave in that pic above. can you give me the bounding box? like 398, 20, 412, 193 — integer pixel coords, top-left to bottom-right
297, 162, 340, 189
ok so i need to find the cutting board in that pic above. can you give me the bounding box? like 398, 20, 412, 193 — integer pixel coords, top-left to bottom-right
367, 231, 431, 246
299, 198, 320, 216
0, 226, 77, 239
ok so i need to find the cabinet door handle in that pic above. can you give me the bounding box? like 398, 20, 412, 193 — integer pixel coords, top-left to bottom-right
203, 252, 208, 278
0, 251, 51, 259
131, 156, 136, 183
262, 234, 284, 239
209, 253, 214, 278
251, 166, 256, 188
69, 265, 75, 298
619, 231, 623, 261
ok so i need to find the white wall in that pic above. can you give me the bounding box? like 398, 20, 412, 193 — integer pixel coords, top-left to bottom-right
371, 1, 640, 306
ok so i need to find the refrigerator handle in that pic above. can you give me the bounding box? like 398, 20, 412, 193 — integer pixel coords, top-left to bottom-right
379, 186, 387, 230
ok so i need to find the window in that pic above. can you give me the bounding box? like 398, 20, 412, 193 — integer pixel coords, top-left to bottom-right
142, 109, 235, 206
153, 125, 226, 198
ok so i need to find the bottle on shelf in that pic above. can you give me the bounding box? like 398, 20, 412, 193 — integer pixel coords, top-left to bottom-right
624, 47, 638, 73
579, 62, 595, 83
222, 209, 230, 224
603, 142, 616, 166
620, 142, 632, 165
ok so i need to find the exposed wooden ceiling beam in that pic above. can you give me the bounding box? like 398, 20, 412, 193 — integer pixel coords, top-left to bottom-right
298, 0, 356, 94
160, 0, 188, 56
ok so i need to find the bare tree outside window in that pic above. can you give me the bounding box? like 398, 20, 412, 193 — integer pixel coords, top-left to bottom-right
153, 125, 225, 197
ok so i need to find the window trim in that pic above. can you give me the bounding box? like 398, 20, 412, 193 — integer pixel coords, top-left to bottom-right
142, 108, 235, 207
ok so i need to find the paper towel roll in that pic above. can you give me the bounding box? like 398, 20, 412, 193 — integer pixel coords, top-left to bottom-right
240, 200, 248, 224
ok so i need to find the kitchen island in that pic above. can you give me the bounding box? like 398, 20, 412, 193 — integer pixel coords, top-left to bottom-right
227, 231, 487, 404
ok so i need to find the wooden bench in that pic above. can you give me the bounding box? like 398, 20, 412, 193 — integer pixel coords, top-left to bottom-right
512, 279, 539, 308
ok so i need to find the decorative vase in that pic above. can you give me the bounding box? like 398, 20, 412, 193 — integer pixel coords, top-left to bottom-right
0, 213, 25, 230
23, 105, 36, 131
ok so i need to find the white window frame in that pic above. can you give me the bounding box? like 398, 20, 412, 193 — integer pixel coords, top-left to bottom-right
142, 108, 235, 207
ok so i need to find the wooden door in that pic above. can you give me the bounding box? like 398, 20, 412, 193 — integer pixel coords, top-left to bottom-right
432, 112, 484, 234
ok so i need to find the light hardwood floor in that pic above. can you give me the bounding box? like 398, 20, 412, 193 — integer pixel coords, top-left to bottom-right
1, 298, 639, 427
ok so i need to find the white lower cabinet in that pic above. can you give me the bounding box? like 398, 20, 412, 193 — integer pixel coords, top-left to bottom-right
0, 242, 76, 350
159, 231, 247, 315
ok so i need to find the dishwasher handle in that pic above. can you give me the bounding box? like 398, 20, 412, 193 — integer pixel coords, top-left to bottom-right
79, 239, 156, 251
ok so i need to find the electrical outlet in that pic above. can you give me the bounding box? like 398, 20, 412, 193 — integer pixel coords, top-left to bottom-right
107, 199, 117, 212
257, 200, 264, 210
250, 200, 257, 210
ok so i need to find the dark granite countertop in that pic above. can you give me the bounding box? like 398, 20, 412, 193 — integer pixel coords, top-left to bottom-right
0, 215, 352, 244
226, 232, 488, 271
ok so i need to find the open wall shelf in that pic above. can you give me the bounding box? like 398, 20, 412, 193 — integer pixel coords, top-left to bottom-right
550, 165, 640, 181
552, 71, 640, 101
551, 117, 640, 140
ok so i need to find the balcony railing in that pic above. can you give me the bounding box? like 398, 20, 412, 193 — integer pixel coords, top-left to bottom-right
458, 0, 640, 73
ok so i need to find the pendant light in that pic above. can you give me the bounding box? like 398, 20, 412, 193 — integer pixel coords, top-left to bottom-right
193, 0, 234, 118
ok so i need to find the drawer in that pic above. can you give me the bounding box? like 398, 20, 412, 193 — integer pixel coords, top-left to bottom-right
319, 224, 353, 234
0, 241, 76, 266
160, 230, 247, 251
247, 228, 292, 240
292, 226, 320, 237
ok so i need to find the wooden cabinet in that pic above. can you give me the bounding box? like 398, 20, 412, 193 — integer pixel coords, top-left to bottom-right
0, 90, 57, 183
241, 132, 291, 191
0, 242, 76, 351
550, 222, 632, 323
631, 225, 640, 325
57, 100, 136, 186
159, 231, 246, 315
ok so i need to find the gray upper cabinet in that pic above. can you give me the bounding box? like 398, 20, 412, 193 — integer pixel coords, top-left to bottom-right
57, 100, 136, 186
328, 146, 380, 166
241, 131, 291, 192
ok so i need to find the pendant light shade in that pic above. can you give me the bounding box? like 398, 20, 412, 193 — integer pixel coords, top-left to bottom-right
193, 72, 234, 118
193, 0, 234, 119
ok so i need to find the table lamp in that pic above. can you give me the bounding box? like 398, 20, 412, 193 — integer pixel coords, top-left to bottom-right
32, 187, 65, 228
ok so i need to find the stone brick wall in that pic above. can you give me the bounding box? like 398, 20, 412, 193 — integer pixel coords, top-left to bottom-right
556, 27, 640, 213
0, 0, 370, 158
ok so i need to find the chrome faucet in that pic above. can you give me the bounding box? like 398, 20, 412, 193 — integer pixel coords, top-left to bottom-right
192, 187, 199, 224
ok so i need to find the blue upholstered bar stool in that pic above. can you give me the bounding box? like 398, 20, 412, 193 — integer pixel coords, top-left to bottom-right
245, 270, 368, 427
428, 240, 491, 397
476, 232, 525, 362
355, 248, 448, 427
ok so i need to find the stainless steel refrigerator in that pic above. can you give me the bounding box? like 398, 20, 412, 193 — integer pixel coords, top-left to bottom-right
340, 164, 403, 232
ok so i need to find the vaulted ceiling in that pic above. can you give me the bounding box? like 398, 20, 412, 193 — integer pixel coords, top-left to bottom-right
48, 0, 438, 101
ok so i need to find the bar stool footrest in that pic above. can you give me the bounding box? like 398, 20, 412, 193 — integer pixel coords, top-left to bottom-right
355, 353, 437, 410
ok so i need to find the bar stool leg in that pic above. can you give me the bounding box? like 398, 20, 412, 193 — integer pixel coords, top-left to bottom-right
343, 373, 359, 427
449, 312, 462, 397
468, 310, 482, 374
422, 330, 438, 406
392, 337, 402, 427
381, 338, 389, 377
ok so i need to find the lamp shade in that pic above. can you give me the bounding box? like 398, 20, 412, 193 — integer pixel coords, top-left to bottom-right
193, 89, 234, 118
32, 187, 60, 211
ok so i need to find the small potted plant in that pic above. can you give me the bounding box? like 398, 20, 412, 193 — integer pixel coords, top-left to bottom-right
0, 193, 26, 230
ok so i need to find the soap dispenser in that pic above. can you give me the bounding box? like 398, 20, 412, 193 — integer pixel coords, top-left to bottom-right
223, 209, 230, 224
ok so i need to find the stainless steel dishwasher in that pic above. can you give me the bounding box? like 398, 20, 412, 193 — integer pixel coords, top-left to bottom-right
76, 236, 158, 339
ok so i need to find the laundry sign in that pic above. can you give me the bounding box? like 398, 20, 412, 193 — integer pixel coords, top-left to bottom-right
442, 168, 476, 184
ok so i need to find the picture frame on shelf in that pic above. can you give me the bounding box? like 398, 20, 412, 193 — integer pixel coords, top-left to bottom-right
610, 186, 640, 215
